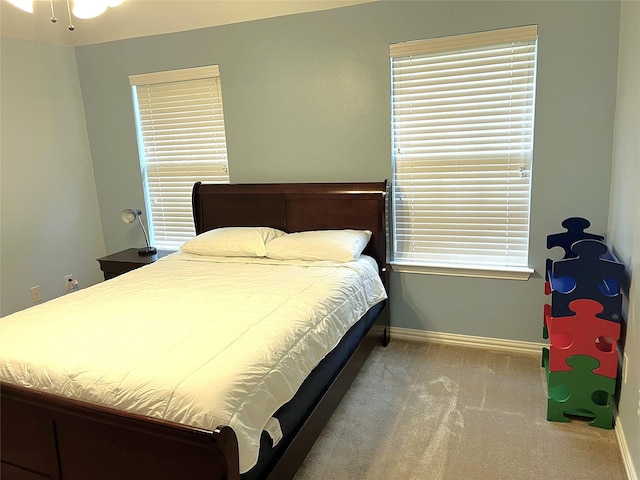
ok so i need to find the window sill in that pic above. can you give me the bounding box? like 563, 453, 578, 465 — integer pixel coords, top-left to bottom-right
390, 262, 534, 281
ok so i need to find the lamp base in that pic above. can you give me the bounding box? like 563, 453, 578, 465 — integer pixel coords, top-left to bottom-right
138, 247, 157, 256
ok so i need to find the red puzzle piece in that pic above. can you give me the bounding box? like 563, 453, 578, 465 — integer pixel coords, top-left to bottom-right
545, 299, 620, 378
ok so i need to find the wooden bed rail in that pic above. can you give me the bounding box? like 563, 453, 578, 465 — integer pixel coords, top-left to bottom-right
1, 383, 241, 480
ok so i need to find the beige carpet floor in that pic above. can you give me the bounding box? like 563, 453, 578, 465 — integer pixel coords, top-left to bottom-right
293, 340, 627, 480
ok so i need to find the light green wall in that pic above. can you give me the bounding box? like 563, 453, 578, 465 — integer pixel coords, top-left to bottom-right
76, 0, 621, 344
608, 0, 639, 475
0, 39, 106, 316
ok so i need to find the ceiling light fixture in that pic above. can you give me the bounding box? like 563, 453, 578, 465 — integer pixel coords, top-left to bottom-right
5, 0, 124, 31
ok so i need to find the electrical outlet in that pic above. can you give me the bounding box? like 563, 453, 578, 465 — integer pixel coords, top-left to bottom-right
30, 286, 42, 303
64, 274, 78, 292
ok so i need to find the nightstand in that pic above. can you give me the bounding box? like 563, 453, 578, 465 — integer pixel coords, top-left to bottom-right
97, 248, 173, 280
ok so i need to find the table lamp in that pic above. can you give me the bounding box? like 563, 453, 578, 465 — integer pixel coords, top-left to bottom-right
121, 209, 157, 256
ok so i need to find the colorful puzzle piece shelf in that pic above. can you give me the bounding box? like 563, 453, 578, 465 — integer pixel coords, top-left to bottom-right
543, 218, 623, 430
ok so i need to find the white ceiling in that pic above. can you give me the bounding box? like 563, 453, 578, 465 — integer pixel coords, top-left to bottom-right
0, 0, 375, 47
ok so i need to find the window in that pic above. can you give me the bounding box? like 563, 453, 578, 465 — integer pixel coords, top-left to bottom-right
129, 65, 230, 250
390, 26, 538, 279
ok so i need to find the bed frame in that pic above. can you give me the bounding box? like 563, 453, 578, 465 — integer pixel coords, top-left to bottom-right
1, 181, 390, 480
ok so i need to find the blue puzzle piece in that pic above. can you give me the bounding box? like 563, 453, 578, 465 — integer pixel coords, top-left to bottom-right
547, 217, 604, 259
546, 217, 604, 281
550, 240, 624, 321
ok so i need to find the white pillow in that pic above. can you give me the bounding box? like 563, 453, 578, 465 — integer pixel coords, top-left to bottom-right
265, 229, 372, 262
180, 227, 286, 257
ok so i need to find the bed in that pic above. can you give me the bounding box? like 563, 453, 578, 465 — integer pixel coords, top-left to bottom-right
0, 181, 390, 480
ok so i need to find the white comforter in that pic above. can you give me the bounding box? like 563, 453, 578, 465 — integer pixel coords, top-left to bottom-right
0, 253, 386, 473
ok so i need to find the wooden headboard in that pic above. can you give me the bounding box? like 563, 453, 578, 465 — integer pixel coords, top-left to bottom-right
191, 181, 389, 271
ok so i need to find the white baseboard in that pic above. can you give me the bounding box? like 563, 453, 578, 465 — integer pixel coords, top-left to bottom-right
389, 326, 546, 355
616, 420, 638, 480
388, 327, 637, 480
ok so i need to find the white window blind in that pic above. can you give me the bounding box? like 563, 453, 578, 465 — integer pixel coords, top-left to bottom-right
390, 25, 538, 274
129, 65, 230, 250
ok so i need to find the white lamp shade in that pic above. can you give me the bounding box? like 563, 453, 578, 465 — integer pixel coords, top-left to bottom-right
120, 208, 141, 224
73, 0, 108, 19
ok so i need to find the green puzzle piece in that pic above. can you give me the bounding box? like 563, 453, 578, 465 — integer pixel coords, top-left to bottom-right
543, 351, 615, 429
